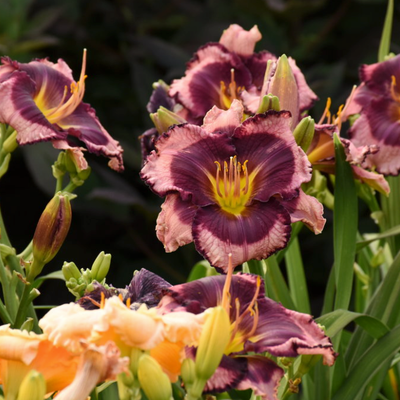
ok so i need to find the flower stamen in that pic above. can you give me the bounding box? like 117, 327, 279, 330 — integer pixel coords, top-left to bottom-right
44, 49, 87, 124
213, 156, 251, 215
390, 75, 400, 103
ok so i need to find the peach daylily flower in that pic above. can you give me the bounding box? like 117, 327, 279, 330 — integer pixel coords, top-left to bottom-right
39, 296, 205, 382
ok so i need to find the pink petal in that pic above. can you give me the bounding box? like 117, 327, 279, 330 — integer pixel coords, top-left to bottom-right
282, 189, 326, 234
352, 165, 390, 195
219, 24, 262, 57
202, 99, 244, 135
156, 193, 197, 252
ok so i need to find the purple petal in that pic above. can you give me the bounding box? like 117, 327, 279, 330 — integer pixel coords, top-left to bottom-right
58, 102, 124, 171
156, 193, 197, 252
244, 51, 277, 88
124, 268, 171, 309
282, 189, 325, 234
219, 24, 262, 57
236, 356, 284, 400
139, 127, 159, 163
360, 54, 400, 96
158, 273, 263, 319
78, 283, 120, 310
245, 297, 337, 366
192, 200, 291, 271
140, 123, 234, 205
0, 57, 124, 171
0, 66, 66, 143
204, 354, 248, 393
288, 57, 318, 112
169, 43, 252, 118
233, 111, 312, 202
146, 82, 175, 113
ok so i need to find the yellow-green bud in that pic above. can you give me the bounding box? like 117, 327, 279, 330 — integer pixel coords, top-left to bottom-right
31, 193, 72, 277
195, 306, 231, 381
293, 116, 315, 153
3, 130, 18, 154
181, 358, 196, 390
150, 106, 186, 135
62, 261, 82, 281
137, 355, 172, 400
257, 94, 281, 114
17, 370, 46, 400
91, 251, 111, 282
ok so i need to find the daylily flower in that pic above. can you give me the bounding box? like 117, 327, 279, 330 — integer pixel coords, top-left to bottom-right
39, 295, 204, 382
0, 325, 79, 398
308, 98, 390, 196
0, 51, 124, 171
140, 100, 325, 272
157, 262, 336, 399
169, 24, 317, 123
342, 54, 400, 175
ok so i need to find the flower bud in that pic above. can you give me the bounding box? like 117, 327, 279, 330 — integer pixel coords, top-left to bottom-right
150, 106, 186, 134
31, 193, 72, 278
257, 94, 281, 113
269, 54, 299, 130
181, 358, 196, 390
137, 355, 172, 400
17, 370, 46, 400
62, 261, 82, 281
195, 306, 230, 381
3, 130, 18, 154
293, 116, 315, 153
91, 251, 111, 282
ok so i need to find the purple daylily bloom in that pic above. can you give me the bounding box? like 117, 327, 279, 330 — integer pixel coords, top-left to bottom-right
169, 24, 317, 123
343, 54, 400, 176
308, 101, 390, 195
141, 100, 325, 272
0, 52, 124, 171
158, 270, 336, 398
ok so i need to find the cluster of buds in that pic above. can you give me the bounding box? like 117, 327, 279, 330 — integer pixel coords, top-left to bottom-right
62, 251, 112, 299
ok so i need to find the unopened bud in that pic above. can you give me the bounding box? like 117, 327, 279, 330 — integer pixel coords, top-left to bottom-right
62, 261, 82, 281
17, 370, 46, 400
31, 193, 72, 278
91, 251, 111, 282
195, 306, 230, 380
137, 355, 172, 400
269, 55, 299, 129
3, 130, 18, 154
257, 94, 281, 114
181, 358, 196, 390
150, 106, 186, 134
293, 116, 315, 153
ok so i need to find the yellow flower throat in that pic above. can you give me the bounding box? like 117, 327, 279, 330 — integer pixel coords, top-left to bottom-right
213, 156, 251, 215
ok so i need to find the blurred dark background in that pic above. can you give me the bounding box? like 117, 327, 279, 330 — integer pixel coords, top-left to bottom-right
0, 0, 399, 313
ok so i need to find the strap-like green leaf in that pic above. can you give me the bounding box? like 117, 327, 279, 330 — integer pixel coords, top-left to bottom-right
378, 0, 394, 62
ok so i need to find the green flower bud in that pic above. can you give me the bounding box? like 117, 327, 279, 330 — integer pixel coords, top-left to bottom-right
17, 370, 46, 400
195, 306, 230, 381
150, 106, 186, 135
31, 193, 72, 279
62, 261, 82, 281
2, 130, 18, 154
91, 251, 111, 282
257, 94, 281, 114
181, 358, 196, 390
52, 152, 67, 180
137, 355, 172, 400
293, 116, 315, 153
